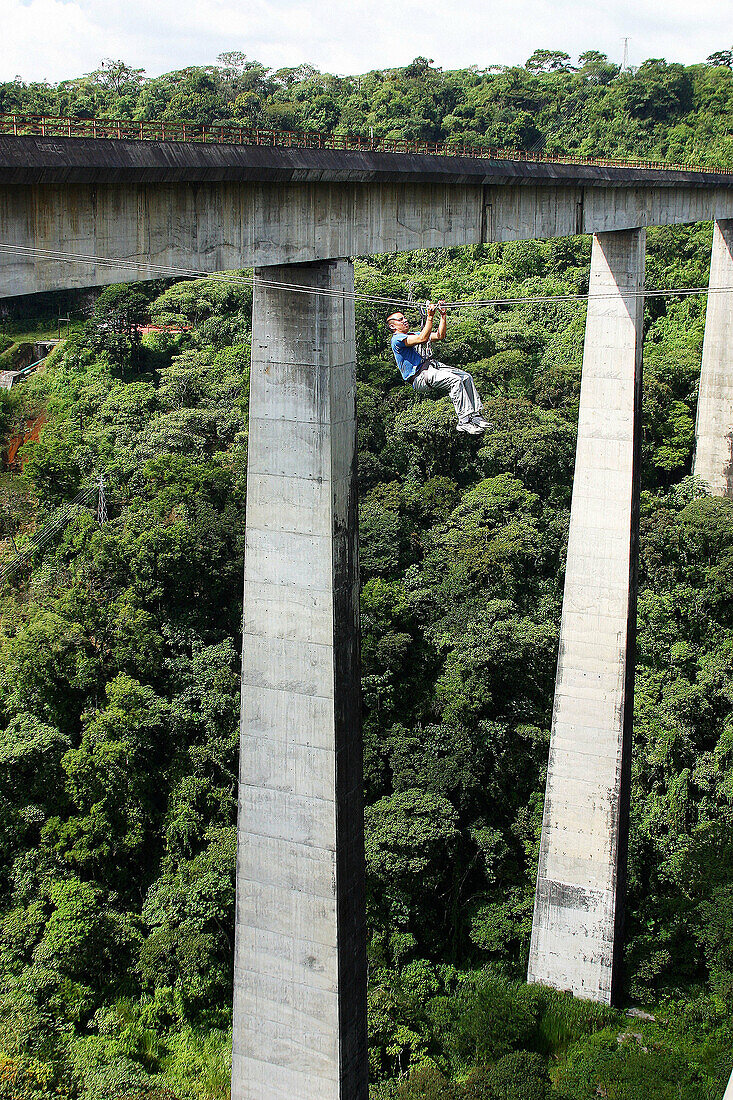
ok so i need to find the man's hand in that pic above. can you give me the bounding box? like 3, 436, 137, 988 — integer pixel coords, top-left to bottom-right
431, 300, 447, 342
426, 301, 437, 316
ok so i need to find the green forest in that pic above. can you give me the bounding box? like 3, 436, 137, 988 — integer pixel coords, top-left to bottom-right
4, 47, 733, 165
1, 47, 733, 1100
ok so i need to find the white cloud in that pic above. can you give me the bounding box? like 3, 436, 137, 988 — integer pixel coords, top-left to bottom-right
1, 0, 729, 85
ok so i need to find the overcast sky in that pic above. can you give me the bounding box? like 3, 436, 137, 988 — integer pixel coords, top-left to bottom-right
2, 0, 730, 84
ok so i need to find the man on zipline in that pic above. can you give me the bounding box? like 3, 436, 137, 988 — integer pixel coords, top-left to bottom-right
387, 301, 489, 435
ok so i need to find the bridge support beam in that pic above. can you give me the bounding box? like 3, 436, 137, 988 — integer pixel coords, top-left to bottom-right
528, 229, 645, 1004
694, 219, 733, 496
232, 260, 368, 1100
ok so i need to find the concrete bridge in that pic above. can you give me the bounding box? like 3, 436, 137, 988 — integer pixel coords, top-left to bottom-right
1, 132, 733, 1100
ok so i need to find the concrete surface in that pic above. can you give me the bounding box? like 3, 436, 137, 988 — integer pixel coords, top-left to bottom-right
527, 229, 645, 1004
2, 136, 733, 296
694, 219, 733, 496
232, 259, 367, 1100
3, 133, 733, 186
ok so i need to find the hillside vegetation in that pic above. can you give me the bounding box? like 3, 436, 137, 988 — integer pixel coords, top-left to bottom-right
3, 48, 733, 165
1, 49, 733, 1100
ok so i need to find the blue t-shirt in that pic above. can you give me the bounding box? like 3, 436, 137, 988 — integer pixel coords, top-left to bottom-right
391, 333, 426, 382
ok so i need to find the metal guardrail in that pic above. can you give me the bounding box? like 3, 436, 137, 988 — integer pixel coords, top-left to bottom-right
0, 112, 731, 175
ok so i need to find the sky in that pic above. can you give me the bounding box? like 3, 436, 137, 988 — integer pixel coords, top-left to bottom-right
1, 0, 729, 84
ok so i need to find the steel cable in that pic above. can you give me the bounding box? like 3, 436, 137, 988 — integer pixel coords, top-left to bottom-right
0, 485, 97, 582
0, 242, 724, 309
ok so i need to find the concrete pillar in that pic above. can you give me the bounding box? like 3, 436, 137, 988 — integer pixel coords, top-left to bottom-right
528, 229, 645, 1004
694, 219, 733, 496
232, 260, 368, 1100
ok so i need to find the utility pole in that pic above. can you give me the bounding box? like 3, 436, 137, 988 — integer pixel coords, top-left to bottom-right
97, 474, 107, 526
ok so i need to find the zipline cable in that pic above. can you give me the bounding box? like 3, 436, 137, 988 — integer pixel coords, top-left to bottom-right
0, 243, 410, 307
0, 241, 726, 309
0, 231, 718, 578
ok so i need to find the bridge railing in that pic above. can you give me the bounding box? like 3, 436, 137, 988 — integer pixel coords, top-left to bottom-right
1, 112, 731, 175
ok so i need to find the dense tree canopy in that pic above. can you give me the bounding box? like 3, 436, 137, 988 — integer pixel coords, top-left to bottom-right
3, 48, 733, 165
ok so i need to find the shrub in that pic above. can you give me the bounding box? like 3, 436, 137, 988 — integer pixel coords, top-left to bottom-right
396, 1063, 456, 1099
446, 975, 540, 1067
490, 1051, 550, 1100
0, 1056, 67, 1100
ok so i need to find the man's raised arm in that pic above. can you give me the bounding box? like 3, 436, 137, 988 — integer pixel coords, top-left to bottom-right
431, 301, 447, 342
403, 302, 436, 346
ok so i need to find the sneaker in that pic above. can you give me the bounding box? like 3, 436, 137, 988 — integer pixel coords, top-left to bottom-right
456, 419, 484, 435
471, 414, 492, 429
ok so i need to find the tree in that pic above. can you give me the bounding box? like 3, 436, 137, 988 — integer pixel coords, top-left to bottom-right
272, 63, 320, 88
621, 58, 693, 120
89, 59, 145, 97
707, 49, 733, 67
576, 51, 619, 85
86, 284, 148, 376
216, 50, 250, 95
365, 789, 459, 957
217, 53, 272, 110
140, 826, 236, 1009
396, 1063, 456, 1099
161, 67, 222, 125
231, 90, 264, 126
524, 50, 573, 73
404, 58, 440, 80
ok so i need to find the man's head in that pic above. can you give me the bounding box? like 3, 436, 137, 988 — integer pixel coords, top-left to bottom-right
386, 312, 409, 334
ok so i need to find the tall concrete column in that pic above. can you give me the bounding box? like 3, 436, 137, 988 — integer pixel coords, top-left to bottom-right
528, 229, 645, 1004
694, 219, 733, 496
232, 260, 367, 1100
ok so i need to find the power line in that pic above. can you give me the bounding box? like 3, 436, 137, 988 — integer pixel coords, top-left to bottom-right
0, 241, 724, 310
0, 484, 99, 583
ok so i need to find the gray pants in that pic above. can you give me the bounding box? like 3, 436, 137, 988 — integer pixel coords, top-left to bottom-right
412, 361, 483, 422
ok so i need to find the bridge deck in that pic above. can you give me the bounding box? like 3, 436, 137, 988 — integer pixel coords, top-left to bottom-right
2, 134, 733, 189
